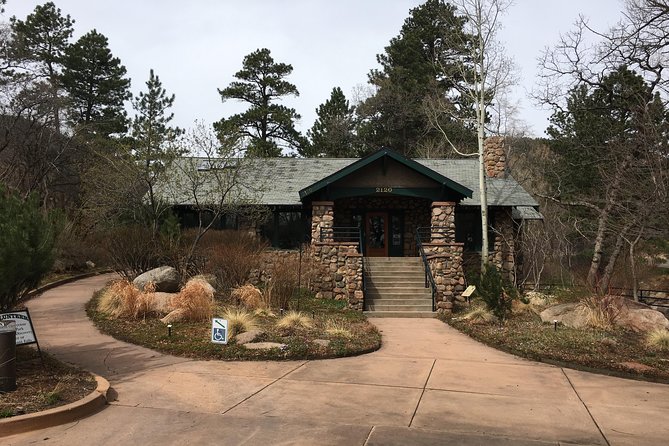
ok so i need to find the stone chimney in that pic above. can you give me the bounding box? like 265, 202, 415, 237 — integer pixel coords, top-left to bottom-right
483, 136, 506, 179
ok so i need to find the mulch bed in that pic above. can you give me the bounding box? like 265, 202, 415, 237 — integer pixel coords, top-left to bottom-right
0, 347, 97, 418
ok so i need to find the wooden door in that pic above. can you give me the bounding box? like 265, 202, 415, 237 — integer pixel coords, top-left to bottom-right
365, 212, 388, 257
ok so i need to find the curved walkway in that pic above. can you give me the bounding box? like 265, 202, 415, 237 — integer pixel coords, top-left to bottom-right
5, 275, 669, 445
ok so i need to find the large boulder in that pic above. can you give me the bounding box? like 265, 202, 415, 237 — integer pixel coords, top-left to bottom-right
152, 292, 178, 315
540, 303, 590, 329
133, 266, 179, 293
541, 298, 669, 333
617, 308, 669, 333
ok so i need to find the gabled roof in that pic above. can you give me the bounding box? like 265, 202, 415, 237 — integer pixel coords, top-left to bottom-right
298, 148, 473, 200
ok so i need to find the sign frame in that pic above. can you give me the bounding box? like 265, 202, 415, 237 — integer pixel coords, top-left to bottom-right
0, 308, 44, 364
211, 318, 228, 345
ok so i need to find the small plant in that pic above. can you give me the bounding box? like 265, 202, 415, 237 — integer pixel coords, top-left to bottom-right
254, 307, 276, 318
276, 311, 313, 330
459, 307, 496, 324
170, 279, 214, 322
223, 308, 257, 338
231, 284, 264, 310
646, 329, 669, 351
324, 319, 353, 338
0, 408, 14, 418
43, 383, 64, 405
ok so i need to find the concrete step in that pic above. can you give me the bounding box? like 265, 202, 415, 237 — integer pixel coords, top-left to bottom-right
364, 257, 423, 264
365, 276, 425, 289
363, 310, 437, 318
366, 304, 433, 312
367, 298, 432, 306
366, 289, 431, 298
365, 264, 425, 271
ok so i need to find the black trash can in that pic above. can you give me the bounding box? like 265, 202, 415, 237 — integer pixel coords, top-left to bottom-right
0, 320, 17, 392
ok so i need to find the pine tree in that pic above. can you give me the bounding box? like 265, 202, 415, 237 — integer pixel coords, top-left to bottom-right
357, 0, 475, 155
61, 30, 131, 137
9, 2, 75, 130
215, 48, 304, 157
306, 87, 357, 157
131, 69, 183, 233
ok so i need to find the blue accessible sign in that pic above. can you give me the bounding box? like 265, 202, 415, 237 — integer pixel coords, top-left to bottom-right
211, 318, 228, 344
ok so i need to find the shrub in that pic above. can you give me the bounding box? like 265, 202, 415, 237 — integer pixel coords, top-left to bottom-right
646, 329, 669, 351
170, 279, 214, 322
204, 230, 267, 293
276, 311, 313, 330
231, 284, 264, 310
0, 186, 60, 310
473, 265, 520, 321
103, 225, 162, 280
223, 308, 257, 338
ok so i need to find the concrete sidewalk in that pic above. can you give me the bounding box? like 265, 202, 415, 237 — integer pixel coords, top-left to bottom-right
5, 275, 668, 445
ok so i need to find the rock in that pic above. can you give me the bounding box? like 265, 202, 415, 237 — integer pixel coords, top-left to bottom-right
243, 342, 286, 350
234, 329, 264, 345
134, 266, 179, 293
160, 308, 185, 324
540, 303, 589, 329
619, 361, 655, 373
85, 260, 96, 269
313, 339, 330, 348
152, 292, 178, 314
191, 274, 217, 291
616, 308, 669, 333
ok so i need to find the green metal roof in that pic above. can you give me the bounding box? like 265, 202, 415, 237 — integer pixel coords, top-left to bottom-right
298, 148, 473, 200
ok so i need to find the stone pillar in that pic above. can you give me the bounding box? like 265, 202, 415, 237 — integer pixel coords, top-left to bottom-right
311, 201, 334, 244
430, 202, 456, 243
484, 136, 506, 179
489, 209, 516, 284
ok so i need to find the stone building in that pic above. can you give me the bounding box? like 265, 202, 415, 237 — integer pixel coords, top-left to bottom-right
161, 138, 541, 316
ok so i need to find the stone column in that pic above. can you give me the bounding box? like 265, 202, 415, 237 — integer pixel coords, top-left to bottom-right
490, 209, 516, 283
430, 202, 456, 243
484, 136, 506, 179
311, 201, 334, 244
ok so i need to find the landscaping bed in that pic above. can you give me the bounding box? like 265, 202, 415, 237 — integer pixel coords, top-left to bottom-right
0, 347, 97, 418
86, 288, 381, 361
444, 294, 669, 383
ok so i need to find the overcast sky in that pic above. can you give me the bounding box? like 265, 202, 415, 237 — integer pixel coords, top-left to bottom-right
2, 0, 625, 139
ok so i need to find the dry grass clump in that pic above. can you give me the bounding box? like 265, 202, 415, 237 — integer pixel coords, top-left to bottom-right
458, 307, 496, 324
97, 280, 156, 319
581, 295, 622, 330
276, 311, 313, 330
264, 256, 299, 310
324, 319, 352, 339
170, 279, 214, 322
231, 284, 264, 310
254, 307, 276, 318
646, 329, 669, 351
204, 230, 267, 292
223, 308, 257, 338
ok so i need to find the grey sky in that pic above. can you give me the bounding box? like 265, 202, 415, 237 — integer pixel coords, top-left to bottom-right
3, 0, 624, 139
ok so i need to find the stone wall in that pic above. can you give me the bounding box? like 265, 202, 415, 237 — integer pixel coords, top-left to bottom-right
335, 196, 431, 256
484, 136, 506, 179
311, 242, 364, 310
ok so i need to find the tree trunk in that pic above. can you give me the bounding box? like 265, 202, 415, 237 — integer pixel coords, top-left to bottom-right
599, 230, 626, 292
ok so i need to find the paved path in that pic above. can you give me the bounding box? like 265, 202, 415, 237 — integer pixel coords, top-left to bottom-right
5, 275, 669, 445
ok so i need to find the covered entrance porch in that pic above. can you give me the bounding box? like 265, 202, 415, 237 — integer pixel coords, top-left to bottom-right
300, 149, 473, 314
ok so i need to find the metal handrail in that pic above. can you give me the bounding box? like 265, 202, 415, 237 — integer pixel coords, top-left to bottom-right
319, 226, 362, 247
416, 226, 438, 312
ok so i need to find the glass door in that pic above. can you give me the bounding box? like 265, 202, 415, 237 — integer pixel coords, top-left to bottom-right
365, 212, 388, 257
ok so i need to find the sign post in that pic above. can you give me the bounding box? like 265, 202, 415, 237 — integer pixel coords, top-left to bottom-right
211, 318, 228, 344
